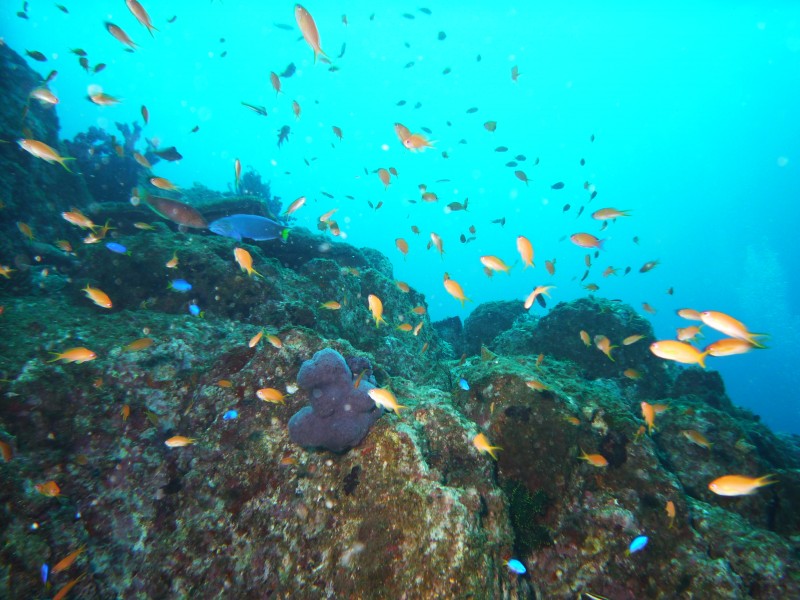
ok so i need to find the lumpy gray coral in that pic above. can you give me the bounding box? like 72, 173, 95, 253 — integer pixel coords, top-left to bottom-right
288, 348, 382, 452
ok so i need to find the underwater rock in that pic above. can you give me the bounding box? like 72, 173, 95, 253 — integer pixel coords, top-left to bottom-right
463, 299, 526, 355
432, 315, 465, 357
288, 348, 382, 452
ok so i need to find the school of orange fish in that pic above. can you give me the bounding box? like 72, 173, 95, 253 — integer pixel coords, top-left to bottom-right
3, 2, 776, 595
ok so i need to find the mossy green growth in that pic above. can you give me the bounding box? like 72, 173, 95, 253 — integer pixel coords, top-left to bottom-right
503, 479, 552, 555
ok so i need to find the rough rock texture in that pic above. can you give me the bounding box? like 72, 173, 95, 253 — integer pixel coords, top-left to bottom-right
288, 348, 382, 452
463, 299, 527, 355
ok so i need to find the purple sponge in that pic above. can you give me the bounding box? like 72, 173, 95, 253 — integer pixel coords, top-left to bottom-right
288, 349, 382, 452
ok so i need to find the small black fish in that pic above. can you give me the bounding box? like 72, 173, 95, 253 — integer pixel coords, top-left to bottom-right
404, 41, 410, 48
337, 43, 346, 59
402, 13, 415, 19
26, 50, 47, 62
190, 125, 199, 133
624, 266, 631, 275
220, 51, 227, 58
56, 4, 68, 13
45, 70, 57, 83
563, 204, 570, 212
476, 54, 482, 62
460, 234, 466, 243
536, 292, 547, 308
370, 13, 375, 21
666, 287, 674, 295
367, 200, 374, 208
419, 7, 432, 15
94, 63, 106, 73
577, 206, 584, 218
321, 191, 334, 198
590, 133, 595, 142
551, 182, 564, 189
438, 31, 447, 40
414, 102, 422, 109
70, 48, 87, 56
274, 23, 294, 30
345, 195, 354, 200
404, 61, 415, 68
220, 38, 226, 43
17, 11, 28, 19
446, 121, 452, 126
580, 158, 585, 166
534, 157, 540, 165
599, 221, 608, 231
396, 100, 407, 106
79, 57, 89, 72
277, 125, 290, 148
590, 190, 597, 200
442, 67, 451, 75
632, 236, 639, 244
491, 217, 506, 227
505, 161, 518, 167
515, 154, 526, 161
442, 151, 449, 158
594, 251, 599, 258
458, 139, 467, 144
495, 146, 508, 152
421, 126, 432, 134
154, 146, 183, 161
241, 101, 268, 116
581, 270, 589, 282
167, 15, 177, 23
281, 63, 296, 78
466, 107, 478, 113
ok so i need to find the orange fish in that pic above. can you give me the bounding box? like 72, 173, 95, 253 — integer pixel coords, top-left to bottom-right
17, 221, 34, 240
141, 105, 149, 124
429, 232, 445, 256
284, 196, 306, 216
164, 436, 195, 448
17, 139, 75, 171
150, 176, 178, 191
53, 573, 85, 600
622, 334, 645, 346
126, 0, 158, 36
62, 210, 96, 230
580, 330, 591, 347
270, 71, 282, 95
367, 294, 386, 327
295, 4, 328, 61
395, 238, 409, 258
545, 259, 556, 276
640, 260, 660, 273
89, 92, 122, 106
394, 124, 412, 147
234, 158, 241, 187
133, 152, 152, 168
35, 480, 61, 497
30, 87, 59, 105
624, 368, 642, 380
472, 433, 501, 460
234, 247, 261, 277
705, 338, 761, 357
83, 285, 112, 309
524, 285, 554, 310
413, 321, 424, 336
166, 252, 179, 268
578, 448, 608, 467
594, 335, 616, 361
0, 440, 12, 462
403, 132, 434, 151
217, 380, 233, 388
642, 302, 657, 315
708, 474, 776, 496
249, 330, 264, 348
650, 340, 708, 368
516, 236, 534, 268
332, 126, 343, 140
52, 546, 86, 574
267, 334, 282, 348
480, 255, 512, 274
682, 429, 712, 449
396, 323, 413, 332
396, 280, 410, 293
377, 168, 391, 189
121, 404, 130, 421
677, 308, 703, 321
105, 21, 137, 49
443, 273, 470, 306
412, 306, 426, 315
525, 379, 549, 392
511, 65, 520, 82
570, 233, 604, 249
257, 387, 285, 404
592, 207, 632, 220
292, 100, 301, 119
641, 401, 656, 433
320, 301, 341, 310
677, 325, 703, 342
49, 347, 97, 364
699, 311, 767, 348
666, 500, 676, 528
368, 387, 407, 415
124, 337, 154, 352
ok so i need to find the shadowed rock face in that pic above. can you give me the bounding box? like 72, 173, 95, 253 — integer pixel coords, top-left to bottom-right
463, 299, 526, 355
288, 348, 382, 452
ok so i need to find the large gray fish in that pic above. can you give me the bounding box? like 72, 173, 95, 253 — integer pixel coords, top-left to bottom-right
209, 214, 285, 241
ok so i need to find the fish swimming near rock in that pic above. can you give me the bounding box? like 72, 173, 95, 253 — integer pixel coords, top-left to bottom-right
209, 214, 286, 241
143, 193, 207, 229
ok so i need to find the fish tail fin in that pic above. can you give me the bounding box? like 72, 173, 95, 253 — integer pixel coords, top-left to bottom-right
698, 350, 710, 369
759, 474, 778, 488
59, 157, 76, 173
148, 25, 159, 37
597, 239, 606, 251
748, 333, 769, 349
47, 353, 62, 363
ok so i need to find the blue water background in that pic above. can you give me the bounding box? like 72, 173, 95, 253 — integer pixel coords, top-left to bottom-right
5, 1, 800, 432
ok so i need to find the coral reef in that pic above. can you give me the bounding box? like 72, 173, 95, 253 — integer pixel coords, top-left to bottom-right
288, 348, 382, 452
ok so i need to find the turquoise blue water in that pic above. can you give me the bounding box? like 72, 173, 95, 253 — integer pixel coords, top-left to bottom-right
6, 1, 800, 433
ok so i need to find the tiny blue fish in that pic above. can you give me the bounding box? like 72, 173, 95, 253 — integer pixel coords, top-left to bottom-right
188, 303, 201, 316
458, 377, 470, 391
505, 558, 526, 574
222, 409, 238, 421
169, 279, 192, 292
105, 242, 128, 254
628, 535, 649, 554
41, 563, 49, 584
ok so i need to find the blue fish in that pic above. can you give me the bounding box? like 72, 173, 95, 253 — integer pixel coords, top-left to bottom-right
106, 242, 128, 254
505, 559, 526, 574
459, 377, 470, 391
188, 303, 202, 316
628, 535, 649, 554
41, 563, 49, 584
169, 279, 192, 292
208, 214, 285, 242
222, 409, 238, 421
